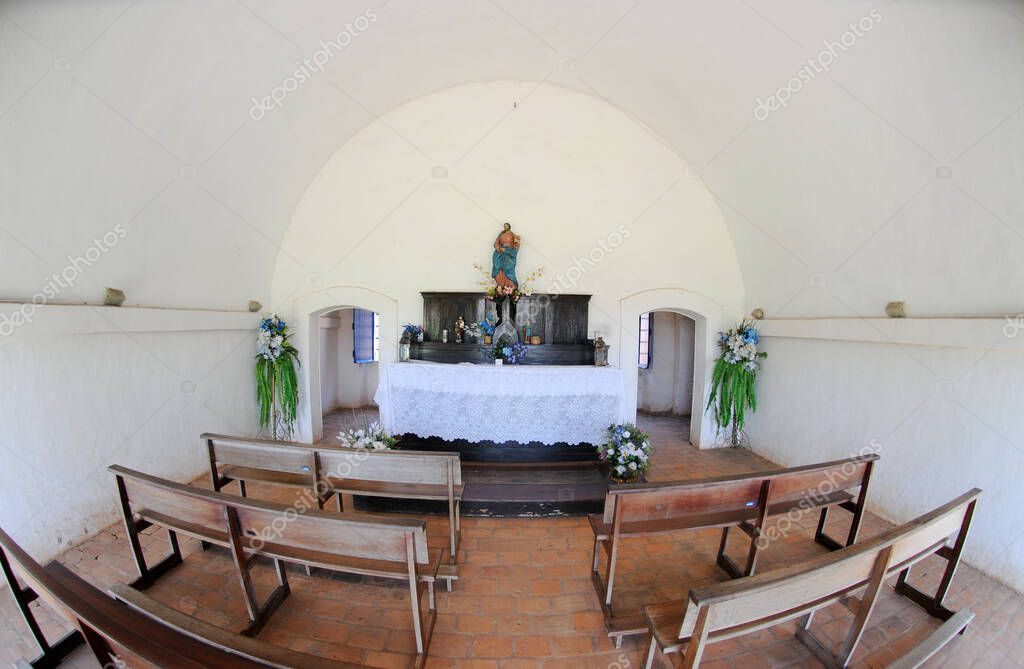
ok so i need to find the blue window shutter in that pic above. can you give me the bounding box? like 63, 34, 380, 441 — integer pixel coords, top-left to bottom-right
353, 309, 376, 363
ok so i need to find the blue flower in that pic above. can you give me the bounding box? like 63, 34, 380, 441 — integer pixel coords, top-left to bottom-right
502, 346, 512, 357
742, 328, 759, 345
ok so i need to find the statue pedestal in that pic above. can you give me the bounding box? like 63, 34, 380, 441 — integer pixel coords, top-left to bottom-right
492, 298, 519, 344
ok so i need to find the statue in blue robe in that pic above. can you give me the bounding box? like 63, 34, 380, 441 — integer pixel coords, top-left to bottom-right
491, 223, 520, 326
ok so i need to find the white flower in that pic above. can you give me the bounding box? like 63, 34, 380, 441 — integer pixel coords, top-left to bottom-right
615, 465, 625, 474
628, 462, 637, 471
606, 448, 615, 455
623, 431, 630, 438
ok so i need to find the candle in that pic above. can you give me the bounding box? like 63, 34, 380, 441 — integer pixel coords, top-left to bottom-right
442, 329, 448, 343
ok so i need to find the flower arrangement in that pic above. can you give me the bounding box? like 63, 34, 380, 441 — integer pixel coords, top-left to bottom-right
478, 319, 495, 336
706, 320, 767, 447
402, 324, 423, 340
255, 314, 300, 439
463, 321, 482, 339
486, 336, 528, 364
473, 263, 543, 302
337, 421, 399, 450
597, 423, 652, 482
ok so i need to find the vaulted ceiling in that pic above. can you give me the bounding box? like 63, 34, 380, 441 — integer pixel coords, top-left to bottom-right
2, 0, 1023, 316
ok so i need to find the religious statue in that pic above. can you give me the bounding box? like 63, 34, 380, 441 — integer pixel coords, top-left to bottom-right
492, 223, 520, 327
454, 315, 466, 344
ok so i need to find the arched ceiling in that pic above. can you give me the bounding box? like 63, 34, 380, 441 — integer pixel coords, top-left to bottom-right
2, 0, 1022, 317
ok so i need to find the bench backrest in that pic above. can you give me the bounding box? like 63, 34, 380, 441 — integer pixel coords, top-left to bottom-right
202, 432, 462, 487
206, 434, 319, 478
606, 475, 765, 525
765, 456, 873, 506
110, 465, 430, 565
675, 488, 980, 641
604, 454, 878, 526
318, 446, 461, 486
0, 528, 359, 669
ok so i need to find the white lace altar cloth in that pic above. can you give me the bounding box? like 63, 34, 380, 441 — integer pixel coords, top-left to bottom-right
374, 361, 627, 445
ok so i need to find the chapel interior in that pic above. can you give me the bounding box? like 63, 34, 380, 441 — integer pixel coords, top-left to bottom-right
1, 1, 1023, 668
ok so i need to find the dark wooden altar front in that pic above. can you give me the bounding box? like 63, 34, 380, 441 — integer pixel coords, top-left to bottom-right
413, 292, 594, 365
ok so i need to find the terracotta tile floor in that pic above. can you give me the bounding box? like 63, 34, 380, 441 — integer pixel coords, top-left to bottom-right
3, 413, 1021, 668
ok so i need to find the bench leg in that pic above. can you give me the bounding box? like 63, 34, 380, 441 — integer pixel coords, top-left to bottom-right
794, 611, 844, 669
814, 506, 847, 551
603, 539, 620, 608
125, 525, 183, 591
716, 526, 744, 578
0, 546, 85, 667
225, 509, 289, 636
895, 500, 976, 622
816, 497, 868, 551
835, 547, 891, 665
448, 499, 457, 565
80, 625, 116, 668
643, 633, 659, 669
408, 579, 425, 655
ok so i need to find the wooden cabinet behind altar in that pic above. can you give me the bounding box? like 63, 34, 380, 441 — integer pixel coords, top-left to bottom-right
421, 292, 591, 345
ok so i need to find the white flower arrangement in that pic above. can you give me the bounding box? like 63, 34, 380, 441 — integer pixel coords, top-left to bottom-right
337, 421, 398, 450
596, 423, 653, 482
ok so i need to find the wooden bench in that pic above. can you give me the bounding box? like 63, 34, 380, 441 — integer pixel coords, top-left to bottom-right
111, 464, 451, 667
590, 454, 877, 644
0, 527, 361, 669
204, 433, 464, 565
642, 487, 980, 668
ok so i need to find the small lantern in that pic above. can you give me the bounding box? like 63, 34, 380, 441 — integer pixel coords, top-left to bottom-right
593, 336, 610, 366
399, 334, 411, 362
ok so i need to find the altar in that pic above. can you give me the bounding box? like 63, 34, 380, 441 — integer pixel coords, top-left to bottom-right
374, 361, 627, 447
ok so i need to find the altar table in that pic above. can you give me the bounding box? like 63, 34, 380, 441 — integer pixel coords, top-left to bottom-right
374, 362, 627, 446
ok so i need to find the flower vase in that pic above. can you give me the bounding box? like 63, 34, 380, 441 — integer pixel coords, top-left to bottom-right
608, 471, 645, 484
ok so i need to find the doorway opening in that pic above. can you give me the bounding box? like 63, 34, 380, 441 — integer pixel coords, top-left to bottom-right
636, 310, 696, 443
318, 307, 380, 442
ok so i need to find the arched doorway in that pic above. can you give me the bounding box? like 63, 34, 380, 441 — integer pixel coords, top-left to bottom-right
290, 287, 399, 443
619, 288, 727, 449
318, 307, 381, 442
636, 310, 697, 440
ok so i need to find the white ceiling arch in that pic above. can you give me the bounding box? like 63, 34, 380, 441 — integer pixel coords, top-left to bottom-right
0, 0, 1021, 318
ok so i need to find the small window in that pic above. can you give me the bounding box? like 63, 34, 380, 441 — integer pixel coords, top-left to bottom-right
638, 312, 652, 369
353, 309, 379, 363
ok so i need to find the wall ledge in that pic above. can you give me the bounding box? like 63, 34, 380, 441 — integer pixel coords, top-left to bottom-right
758, 317, 1024, 353
0, 303, 259, 337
